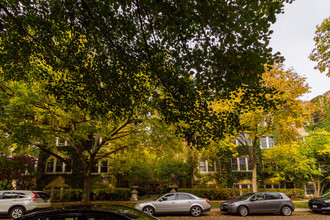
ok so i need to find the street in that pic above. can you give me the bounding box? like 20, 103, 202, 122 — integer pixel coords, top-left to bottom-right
158, 210, 330, 220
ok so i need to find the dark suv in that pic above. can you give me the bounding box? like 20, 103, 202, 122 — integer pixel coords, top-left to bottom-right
0, 190, 51, 219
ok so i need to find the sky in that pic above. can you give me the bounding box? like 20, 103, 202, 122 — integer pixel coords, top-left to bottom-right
269, 0, 330, 101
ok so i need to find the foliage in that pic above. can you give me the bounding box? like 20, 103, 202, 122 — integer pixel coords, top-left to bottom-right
309, 17, 330, 77
263, 131, 330, 196
308, 92, 330, 132
44, 188, 83, 202
0, 0, 294, 147
179, 188, 305, 200
211, 63, 313, 191
91, 188, 131, 201
0, 156, 39, 190
156, 156, 194, 187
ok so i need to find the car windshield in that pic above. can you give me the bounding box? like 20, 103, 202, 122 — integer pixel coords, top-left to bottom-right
236, 193, 255, 201
321, 192, 330, 198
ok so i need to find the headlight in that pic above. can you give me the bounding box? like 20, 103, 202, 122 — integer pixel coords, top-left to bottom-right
325, 200, 330, 204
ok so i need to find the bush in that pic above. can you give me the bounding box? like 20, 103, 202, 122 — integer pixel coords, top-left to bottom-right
179, 188, 305, 200
44, 189, 83, 202
179, 188, 243, 200
91, 188, 131, 201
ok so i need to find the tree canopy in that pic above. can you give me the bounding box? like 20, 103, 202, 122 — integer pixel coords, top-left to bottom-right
310, 16, 330, 77
0, 0, 293, 145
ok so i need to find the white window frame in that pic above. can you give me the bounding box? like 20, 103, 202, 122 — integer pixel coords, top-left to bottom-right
231, 157, 252, 171
45, 158, 72, 174
56, 137, 68, 146
260, 136, 274, 149
199, 160, 216, 173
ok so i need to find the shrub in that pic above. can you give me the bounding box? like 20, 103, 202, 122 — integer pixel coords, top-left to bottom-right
44, 189, 83, 202
91, 188, 131, 201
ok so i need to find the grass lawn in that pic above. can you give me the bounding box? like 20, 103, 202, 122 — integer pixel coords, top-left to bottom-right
52, 200, 309, 209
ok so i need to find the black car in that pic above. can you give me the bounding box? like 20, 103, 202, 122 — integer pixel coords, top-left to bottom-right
17, 204, 159, 220
308, 192, 330, 214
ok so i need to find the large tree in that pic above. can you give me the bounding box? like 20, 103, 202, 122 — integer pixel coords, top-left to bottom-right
213, 63, 313, 192
0, 0, 293, 144
1, 0, 293, 203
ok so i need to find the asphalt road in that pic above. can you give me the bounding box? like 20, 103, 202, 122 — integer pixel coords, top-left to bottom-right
158, 209, 330, 220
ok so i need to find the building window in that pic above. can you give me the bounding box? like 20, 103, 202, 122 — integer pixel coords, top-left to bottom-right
233, 184, 252, 189
56, 160, 63, 173
56, 137, 67, 146
260, 136, 274, 149
232, 158, 252, 171
45, 158, 72, 174
199, 160, 216, 173
231, 158, 238, 171
306, 184, 315, 195
46, 159, 54, 173
100, 160, 108, 173
199, 160, 206, 172
92, 160, 109, 174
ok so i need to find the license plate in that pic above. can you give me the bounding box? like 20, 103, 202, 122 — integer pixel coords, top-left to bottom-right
313, 205, 317, 208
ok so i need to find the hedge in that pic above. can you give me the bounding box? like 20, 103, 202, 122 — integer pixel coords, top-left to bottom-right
91, 188, 131, 201
45, 188, 131, 202
179, 188, 305, 200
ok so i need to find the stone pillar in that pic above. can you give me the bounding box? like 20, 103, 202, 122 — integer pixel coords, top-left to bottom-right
130, 184, 139, 201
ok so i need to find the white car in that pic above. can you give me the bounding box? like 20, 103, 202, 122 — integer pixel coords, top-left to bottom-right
0, 190, 51, 219
134, 192, 211, 217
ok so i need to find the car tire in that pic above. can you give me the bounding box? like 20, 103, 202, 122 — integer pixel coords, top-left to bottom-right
281, 205, 292, 216
237, 206, 248, 217
10, 206, 25, 219
190, 206, 203, 217
142, 206, 155, 216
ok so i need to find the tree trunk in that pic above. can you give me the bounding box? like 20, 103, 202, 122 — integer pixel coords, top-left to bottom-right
81, 171, 92, 205
251, 156, 258, 192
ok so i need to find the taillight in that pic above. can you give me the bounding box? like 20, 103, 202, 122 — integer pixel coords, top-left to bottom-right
290, 199, 293, 203
30, 192, 39, 201
206, 199, 210, 204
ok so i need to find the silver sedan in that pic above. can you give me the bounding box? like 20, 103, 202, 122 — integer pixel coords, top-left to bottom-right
134, 192, 211, 217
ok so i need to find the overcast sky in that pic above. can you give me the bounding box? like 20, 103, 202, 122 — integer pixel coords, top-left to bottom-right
269, 0, 330, 101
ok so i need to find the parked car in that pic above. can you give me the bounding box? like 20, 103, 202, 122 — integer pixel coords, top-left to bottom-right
220, 192, 294, 216
134, 192, 211, 217
17, 204, 159, 220
308, 191, 330, 214
0, 190, 51, 219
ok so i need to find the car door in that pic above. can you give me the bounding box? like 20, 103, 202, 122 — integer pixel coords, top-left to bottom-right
154, 194, 177, 213
0, 192, 19, 213
247, 193, 267, 213
265, 192, 283, 212
175, 194, 194, 212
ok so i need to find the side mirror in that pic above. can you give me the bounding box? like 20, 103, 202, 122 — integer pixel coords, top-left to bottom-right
250, 198, 256, 202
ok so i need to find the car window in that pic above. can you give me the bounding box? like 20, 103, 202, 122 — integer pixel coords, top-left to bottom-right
3, 192, 19, 199
267, 193, 282, 200
163, 194, 176, 201
251, 193, 265, 200
37, 192, 51, 200
177, 194, 194, 200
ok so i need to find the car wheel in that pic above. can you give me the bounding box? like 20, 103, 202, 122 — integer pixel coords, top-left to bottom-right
10, 206, 25, 219
190, 206, 203, 217
142, 206, 155, 216
281, 205, 292, 216
237, 206, 248, 217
